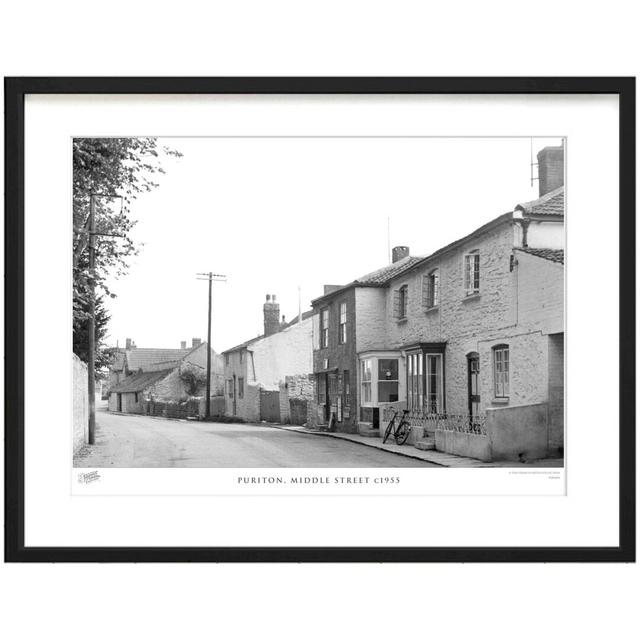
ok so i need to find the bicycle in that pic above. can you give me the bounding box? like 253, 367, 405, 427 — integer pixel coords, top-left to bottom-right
382, 409, 412, 445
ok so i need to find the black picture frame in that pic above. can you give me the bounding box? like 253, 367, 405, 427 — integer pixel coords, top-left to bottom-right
4, 77, 635, 563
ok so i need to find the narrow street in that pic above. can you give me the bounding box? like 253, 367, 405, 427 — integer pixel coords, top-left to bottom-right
74, 404, 438, 468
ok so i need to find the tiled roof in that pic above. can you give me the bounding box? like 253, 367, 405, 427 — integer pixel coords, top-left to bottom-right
125, 348, 191, 372
516, 186, 564, 217
108, 369, 173, 393
517, 247, 564, 264
353, 255, 425, 285
311, 255, 424, 305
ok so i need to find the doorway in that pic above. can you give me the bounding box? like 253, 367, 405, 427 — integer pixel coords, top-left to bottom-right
467, 353, 480, 417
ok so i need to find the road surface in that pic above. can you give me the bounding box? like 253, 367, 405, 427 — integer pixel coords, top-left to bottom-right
75, 406, 437, 468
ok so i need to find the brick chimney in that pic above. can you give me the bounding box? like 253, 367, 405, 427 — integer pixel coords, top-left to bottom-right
125, 338, 136, 349
192, 338, 202, 348
392, 246, 410, 263
537, 145, 564, 197
263, 294, 280, 337
180, 341, 187, 349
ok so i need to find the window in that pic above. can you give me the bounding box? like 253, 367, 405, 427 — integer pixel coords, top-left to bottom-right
395, 285, 408, 319
493, 345, 510, 398
227, 379, 234, 398
338, 302, 347, 344
361, 359, 372, 403
225, 354, 229, 366
134, 392, 139, 403
423, 269, 439, 308
464, 252, 480, 295
377, 359, 399, 402
238, 377, 244, 399
239, 350, 244, 364
343, 370, 350, 406
321, 308, 329, 348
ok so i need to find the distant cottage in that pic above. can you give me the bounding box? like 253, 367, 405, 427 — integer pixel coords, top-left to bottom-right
107, 338, 224, 414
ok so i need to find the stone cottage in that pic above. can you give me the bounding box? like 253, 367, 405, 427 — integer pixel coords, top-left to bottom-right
107, 339, 224, 414
354, 145, 565, 457
222, 295, 314, 423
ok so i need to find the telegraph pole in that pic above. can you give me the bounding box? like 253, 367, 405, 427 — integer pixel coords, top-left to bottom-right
87, 196, 96, 443
197, 272, 227, 418
81, 194, 123, 445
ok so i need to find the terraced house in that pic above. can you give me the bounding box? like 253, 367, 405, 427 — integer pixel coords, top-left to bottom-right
310, 249, 423, 432
355, 145, 565, 458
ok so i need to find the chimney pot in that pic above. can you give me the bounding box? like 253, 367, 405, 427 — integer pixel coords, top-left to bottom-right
392, 246, 410, 263
266, 294, 270, 301
537, 144, 564, 197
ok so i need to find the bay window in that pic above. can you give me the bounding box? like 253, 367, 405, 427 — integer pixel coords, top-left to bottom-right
360, 359, 372, 403
407, 350, 444, 414
377, 359, 399, 402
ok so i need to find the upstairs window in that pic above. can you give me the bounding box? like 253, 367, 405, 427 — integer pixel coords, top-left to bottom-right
493, 345, 510, 398
238, 377, 244, 399
338, 302, 347, 344
464, 252, 480, 296
321, 308, 329, 348
423, 269, 439, 309
394, 285, 408, 319
239, 350, 244, 364
224, 354, 230, 366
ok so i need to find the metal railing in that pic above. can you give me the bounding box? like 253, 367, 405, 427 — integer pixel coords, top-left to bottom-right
382, 406, 487, 436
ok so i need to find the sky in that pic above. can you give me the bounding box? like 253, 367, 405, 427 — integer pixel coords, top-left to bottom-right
101, 136, 562, 353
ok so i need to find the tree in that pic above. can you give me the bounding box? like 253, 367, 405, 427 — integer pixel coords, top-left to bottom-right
73, 138, 181, 363
73, 295, 112, 377
179, 363, 208, 397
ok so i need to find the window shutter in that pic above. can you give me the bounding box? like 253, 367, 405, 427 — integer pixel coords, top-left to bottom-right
422, 275, 429, 308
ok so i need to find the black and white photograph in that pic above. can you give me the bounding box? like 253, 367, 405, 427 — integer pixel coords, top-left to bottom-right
72, 135, 565, 472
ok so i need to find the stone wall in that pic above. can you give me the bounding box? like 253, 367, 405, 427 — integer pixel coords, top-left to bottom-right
73, 354, 88, 453
435, 430, 492, 462
279, 374, 315, 425
547, 333, 564, 454
486, 402, 549, 461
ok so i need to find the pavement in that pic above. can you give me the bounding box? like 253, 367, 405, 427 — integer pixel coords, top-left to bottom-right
274, 425, 564, 468
74, 405, 439, 468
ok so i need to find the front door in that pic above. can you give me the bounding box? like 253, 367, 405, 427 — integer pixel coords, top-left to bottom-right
467, 353, 480, 417
117, 393, 122, 412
